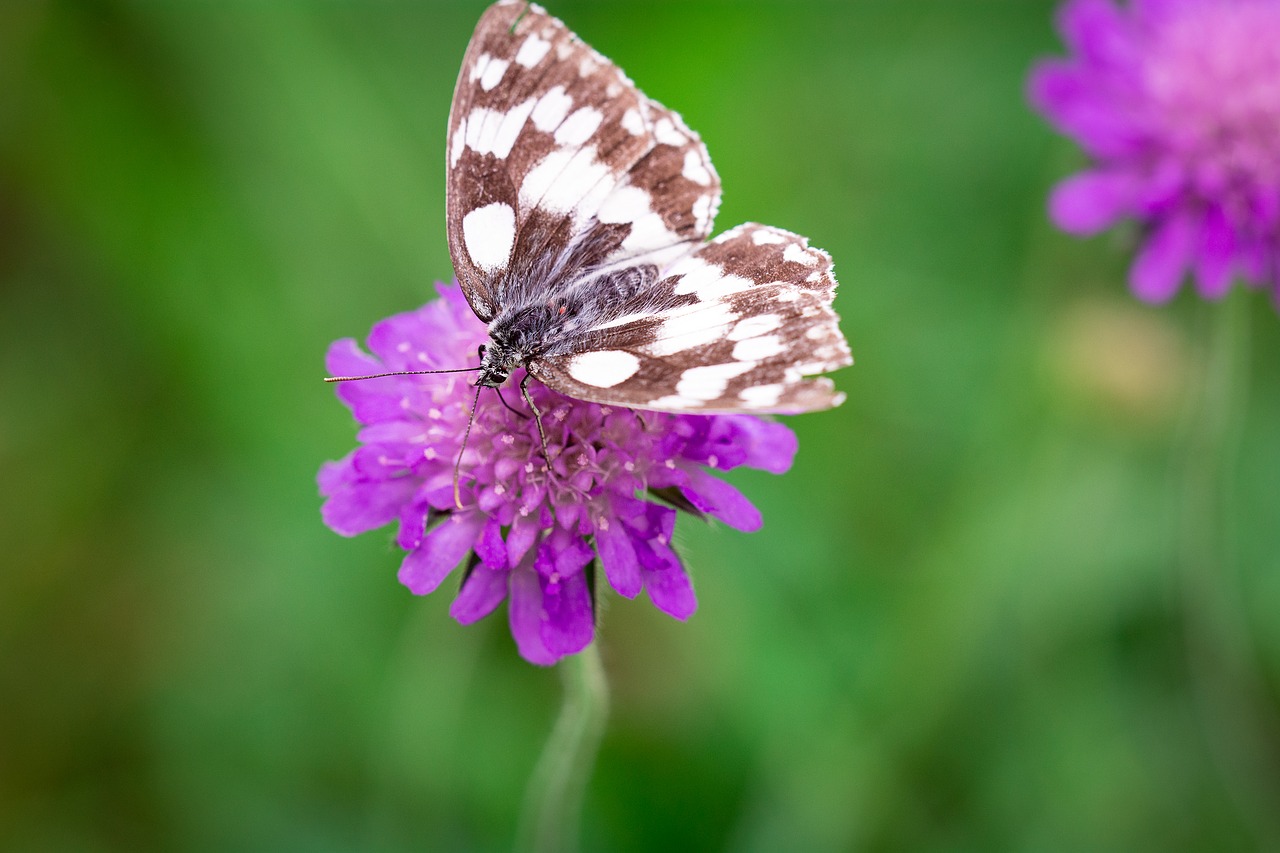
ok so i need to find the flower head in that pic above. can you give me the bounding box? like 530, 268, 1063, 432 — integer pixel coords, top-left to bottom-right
1029, 0, 1280, 301
319, 283, 797, 665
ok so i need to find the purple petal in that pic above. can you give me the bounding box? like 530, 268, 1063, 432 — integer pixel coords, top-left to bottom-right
325, 337, 382, 381
367, 309, 450, 370
1253, 188, 1279, 231
317, 457, 352, 496
514, 532, 596, 659
398, 512, 484, 595
679, 416, 797, 474
733, 416, 797, 474
350, 444, 411, 478
421, 469, 462, 512
326, 340, 410, 425
595, 510, 642, 598
450, 562, 509, 624
1240, 235, 1269, 283
1134, 158, 1186, 215
1133, 0, 1189, 22
436, 279, 481, 324
642, 544, 697, 621
1026, 62, 1139, 157
356, 420, 430, 445
1131, 211, 1197, 302
506, 514, 543, 567
539, 569, 594, 657
1057, 0, 1134, 67
319, 459, 417, 536
554, 500, 585, 533
508, 560, 558, 666
680, 469, 763, 532
626, 507, 696, 619
1027, 60, 1086, 118
1049, 170, 1138, 234
475, 516, 509, 569
535, 529, 593, 580
1194, 206, 1236, 299
395, 492, 433, 550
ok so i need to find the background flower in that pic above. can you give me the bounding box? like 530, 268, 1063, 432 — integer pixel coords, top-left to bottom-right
319, 283, 797, 665
1029, 0, 1280, 302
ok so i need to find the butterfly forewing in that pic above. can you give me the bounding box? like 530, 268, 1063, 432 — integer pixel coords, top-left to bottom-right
529, 224, 852, 412
447, 0, 721, 321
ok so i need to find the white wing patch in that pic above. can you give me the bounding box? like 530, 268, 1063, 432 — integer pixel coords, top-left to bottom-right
555, 107, 604, 146
621, 108, 645, 135
531, 86, 573, 132
515, 34, 551, 68
641, 302, 739, 356
682, 149, 713, 185
463, 203, 516, 272
737, 383, 785, 408
675, 362, 756, 401
670, 258, 754, 301
783, 243, 818, 265
728, 314, 783, 340
731, 335, 784, 361
463, 101, 536, 159
751, 228, 787, 245
478, 57, 510, 91
566, 350, 641, 388
520, 147, 613, 218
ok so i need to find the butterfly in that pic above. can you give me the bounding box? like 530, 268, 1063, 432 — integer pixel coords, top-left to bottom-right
443, 0, 851, 418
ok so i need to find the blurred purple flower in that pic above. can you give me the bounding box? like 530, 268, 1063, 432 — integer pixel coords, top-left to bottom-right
319, 283, 797, 665
1029, 0, 1280, 302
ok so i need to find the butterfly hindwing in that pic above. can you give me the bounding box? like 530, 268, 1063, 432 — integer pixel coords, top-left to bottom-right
529, 224, 852, 413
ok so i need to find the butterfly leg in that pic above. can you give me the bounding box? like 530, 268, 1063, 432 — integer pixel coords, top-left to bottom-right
493, 385, 529, 420
520, 371, 553, 467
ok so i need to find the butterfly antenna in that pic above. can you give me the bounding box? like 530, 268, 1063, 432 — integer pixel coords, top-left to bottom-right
519, 372, 552, 469
324, 366, 481, 383
453, 383, 484, 510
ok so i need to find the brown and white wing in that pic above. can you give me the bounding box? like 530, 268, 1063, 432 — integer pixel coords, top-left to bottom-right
445, 0, 721, 320
529, 224, 852, 413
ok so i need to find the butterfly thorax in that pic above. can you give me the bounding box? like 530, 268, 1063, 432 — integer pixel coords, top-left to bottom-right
477, 301, 564, 388
478, 278, 626, 387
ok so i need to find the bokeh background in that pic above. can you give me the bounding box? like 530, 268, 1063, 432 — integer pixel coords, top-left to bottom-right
4, 0, 1280, 850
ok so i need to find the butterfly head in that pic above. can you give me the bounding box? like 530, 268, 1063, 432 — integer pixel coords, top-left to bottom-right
475, 342, 515, 389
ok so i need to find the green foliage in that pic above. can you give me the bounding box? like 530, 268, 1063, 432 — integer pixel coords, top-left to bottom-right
2, 1, 1277, 850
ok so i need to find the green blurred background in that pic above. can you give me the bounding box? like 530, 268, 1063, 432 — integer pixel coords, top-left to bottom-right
4, 0, 1280, 849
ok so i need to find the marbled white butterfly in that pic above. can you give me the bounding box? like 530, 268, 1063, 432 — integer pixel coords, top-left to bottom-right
331, 0, 851, 445
448, 1, 850, 409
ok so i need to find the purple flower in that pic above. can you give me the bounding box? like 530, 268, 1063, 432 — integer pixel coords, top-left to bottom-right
1029, 0, 1280, 302
319, 283, 797, 665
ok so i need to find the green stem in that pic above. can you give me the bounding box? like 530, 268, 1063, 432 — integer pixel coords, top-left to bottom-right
1178, 293, 1280, 846
516, 643, 609, 853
